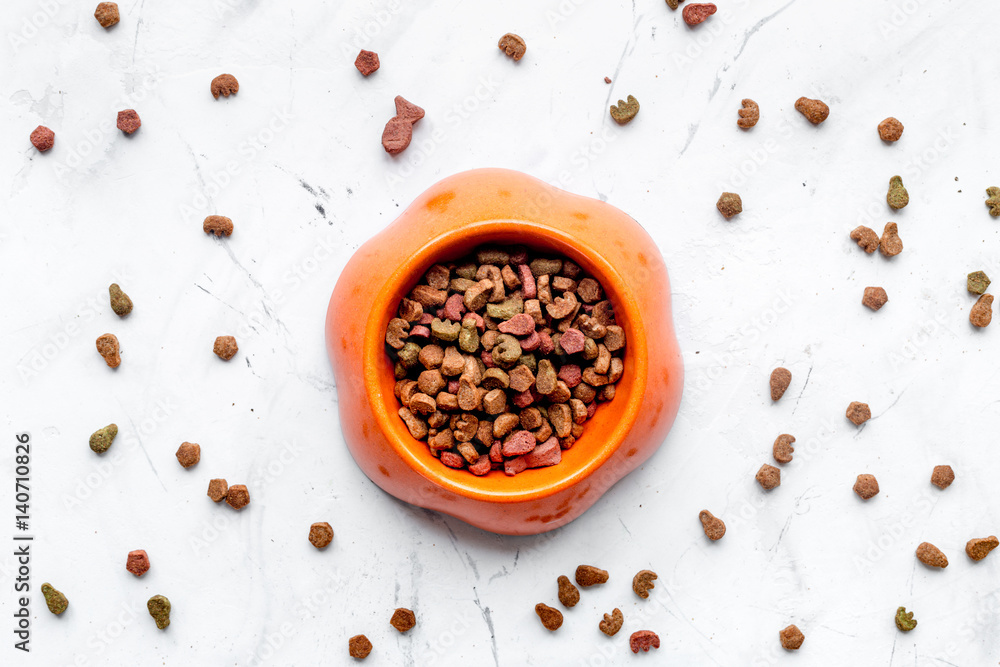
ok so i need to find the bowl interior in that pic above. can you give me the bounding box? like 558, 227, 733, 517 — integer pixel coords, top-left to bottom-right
363, 220, 647, 502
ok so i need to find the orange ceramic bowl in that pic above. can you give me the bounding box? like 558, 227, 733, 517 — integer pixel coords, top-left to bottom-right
325, 168, 682, 535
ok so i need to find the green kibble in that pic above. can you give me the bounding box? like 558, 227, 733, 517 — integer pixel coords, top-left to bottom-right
968, 270, 991, 295
895, 606, 917, 632
398, 342, 421, 367
582, 337, 599, 360
458, 321, 480, 354
886, 175, 909, 210
485, 295, 524, 320
476, 248, 509, 266
430, 318, 460, 342
529, 258, 563, 277
986, 187, 1000, 217
518, 354, 537, 372
394, 362, 407, 380
454, 262, 478, 279
108, 283, 133, 317
41, 583, 68, 615
147, 595, 171, 630
89, 424, 118, 454
491, 334, 522, 365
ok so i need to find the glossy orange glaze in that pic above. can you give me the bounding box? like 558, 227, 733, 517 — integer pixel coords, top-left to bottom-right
325, 169, 682, 535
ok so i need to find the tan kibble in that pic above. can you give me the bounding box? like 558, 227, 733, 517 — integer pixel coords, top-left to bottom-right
779, 624, 805, 650
756, 464, 780, 490
632, 570, 658, 599
772, 434, 795, 463
853, 474, 879, 500
207, 478, 228, 502
599, 608, 624, 636
94, 2, 120, 28
862, 286, 888, 311
770, 367, 791, 401
879, 222, 903, 257
931, 465, 954, 489
557, 575, 580, 608
497, 33, 527, 61
699, 510, 726, 540
716, 192, 743, 219
737, 99, 759, 129
794, 97, 829, 124
96, 333, 121, 368
966, 536, 999, 562
308, 522, 334, 549
878, 117, 904, 142
214, 335, 239, 360
535, 603, 563, 631
970, 294, 993, 328
225, 484, 250, 510
915, 542, 948, 568
211, 74, 239, 99
175, 442, 200, 468
846, 401, 871, 426
575, 564, 609, 587
203, 215, 233, 236
850, 226, 880, 253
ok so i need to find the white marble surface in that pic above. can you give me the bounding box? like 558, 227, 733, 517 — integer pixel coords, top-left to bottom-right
3, 0, 1000, 664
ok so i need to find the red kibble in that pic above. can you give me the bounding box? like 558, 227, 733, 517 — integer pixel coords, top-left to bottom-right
30, 125, 55, 152
440, 451, 465, 468
502, 430, 536, 457
559, 328, 586, 354
126, 549, 150, 577
504, 456, 528, 476
498, 313, 535, 336
354, 49, 380, 76
524, 437, 561, 468
117, 109, 141, 134
558, 364, 582, 388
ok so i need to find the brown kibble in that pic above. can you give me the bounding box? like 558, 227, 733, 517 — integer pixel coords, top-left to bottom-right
557, 575, 580, 608
210, 74, 239, 99
970, 294, 993, 328
575, 564, 609, 587
862, 286, 888, 311
349, 634, 373, 659
795, 97, 829, 124
535, 603, 563, 631
390, 608, 416, 633
916, 542, 948, 569
30, 125, 55, 152
203, 215, 234, 236
716, 192, 743, 219
604, 76, 612, 84
226, 484, 250, 510
878, 117, 904, 142
666, 0, 684, 9
175, 442, 201, 468
354, 50, 380, 76
699, 509, 726, 540
126, 549, 150, 576
214, 335, 239, 360
629, 630, 660, 653
769, 367, 791, 401
116, 109, 141, 134
498, 33, 527, 61
207, 478, 228, 502
853, 474, 879, 500
599, 608, 624, 636
756, 464, 780, 490
850, 226, 880, 254
779, 625, 805, 650
846, 401, 871, 426
737, 98, 759, 129
96, 333, 121, 368
632, 570, 658, 599
94, 2, 119, 28
879, 222, 903, 257
931, 465, 954, 490
772, 434, 795, 464
966, 536, 999, 562
308, 522, 334, 549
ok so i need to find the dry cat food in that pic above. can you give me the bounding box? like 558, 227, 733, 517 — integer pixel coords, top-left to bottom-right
850, 226, 880, 254
666, 0, 684, 9
629, 630, 660, 653
308, 522, 334, 549
632, 570, 658, 599
498, 33, 527, 61
147, 595, 171, 629
175, 441, 200, 468
108, 283, 133, 316
600, 608, 624, 636
769, 367, 791, 401
967, 271, 991, 295
203, 215, 234, 236
41, 583, 68, 615
390, 608, 416, 633
386, 246, 626, 476
535, 603, 563, 631
699, 509, 726, 540
878, 117, 904, 142
211, 74, 239, 99
862, 286, 888, 311
126, 549, 150, 577
30, 125, 55, 152
930, 465, 954, 489
794, 97, 829, 124
886, 175, 909, 210
716, 192, 743, 219
779, 624, 804, 650
879, 222, 903, 257
349, 634, 373, 659
846, 401, 871, 426
226, 484, 250, 510
382, 95, 425, 155
557, 575, 579, 607
96, 333, 121, 368
89, 423, 118, 453
94, 2, 119, 28
853, 474, 879, 500
970, 294, 993, 328
772, 434, 795, 463
682, 3, 717, 25
756, 464, 780, 490
214, 335, 239, 360
915, 542, 948, 568
610, 95, 640, 125
576, 564, 609, 587
895, 606, 917, 632
986, 187, 1000, 217
354, 49, 380, 76
737, 99, 759, 129
966, 536, 998, 561
117, 109, 141, 134
207, 478, 229, 501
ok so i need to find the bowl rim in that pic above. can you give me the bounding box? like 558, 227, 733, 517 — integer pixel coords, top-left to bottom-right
362, 219, 648, 503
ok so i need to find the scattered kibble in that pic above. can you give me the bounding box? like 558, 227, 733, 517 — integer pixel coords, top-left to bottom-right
94, 2, 120, 28
214, 335, 239, 360
794, 97, 829, 124
629, 630, 660, 653
772, 434, 795, 464
878, 117, 904, 142
575, 564, 609, 587
557, 575, 579, 608
349, 634, 373, 659
390, 608, 416, 633
699, 509, 726, 540
599, 608, 624, 636
779, 624, 804, 650
666, 0, 684, 9
770, 367, 791, 400
175, 442, 200, 468
108, 283, 133, 316
147, 595, 171, 629
756, 464, 780, 490
846, 401, 871, 426
886, 175, 909, 210
682, 3, 716, 25
970, 294, 993, 328
850, 226, 880, 254
604, 76, 612, 84
41, 583, 68, 615
96, 333, 121, 368
309, 522, 334, 549
89, 423, 118, 454
985, 187, 1000, 217
737, 99, 759, 129
895, 607, 917, 632
632, 570, 658, 599
862, 286, 888, 311
966, 536, 998, 561
354, 50, 380, 76
535, 603, 563, 631
207, 478, 228, 502
967, 271, 991, 295
916, 542, 948, 568
879, 222, 903, 257
203, 215, 234, 236
30, 125, 55, 152
716, 192, 743, 219
225, 484, 250, 510
126, 549, 150, 577
853, 474, 879, 500
210, 74, 239, 99
382, 96, 425, 154
116, 109, 141, 135
610, 95, 640, 125
930, 465, 954, 490
497, 33, 527, 61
